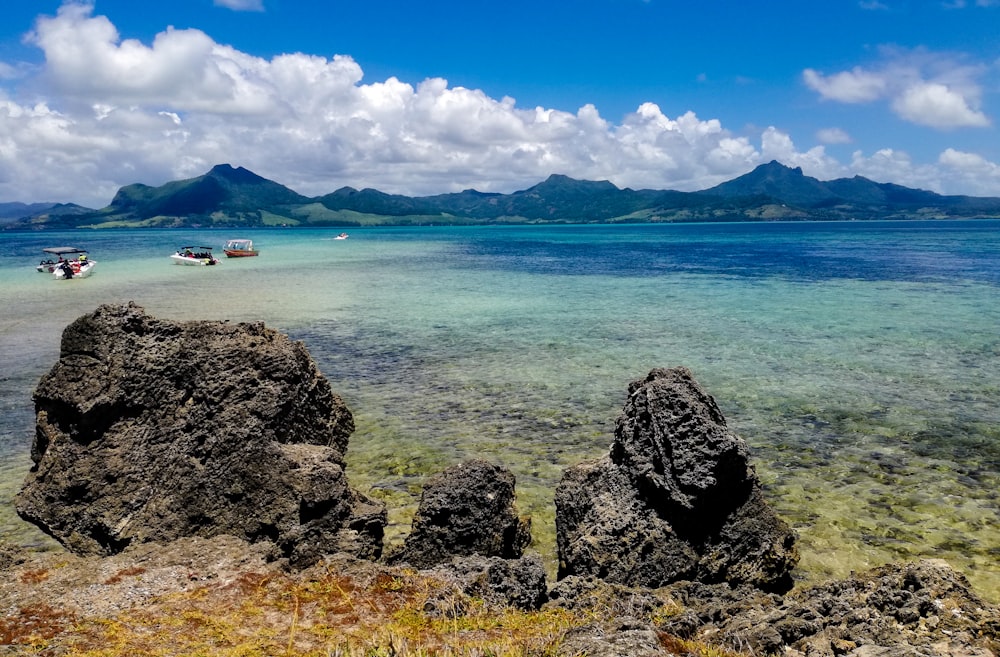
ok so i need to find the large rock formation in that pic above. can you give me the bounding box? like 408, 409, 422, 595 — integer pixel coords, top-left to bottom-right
16, 302, 385, 567
555, 367, 798, 592
389, 459, 532, 569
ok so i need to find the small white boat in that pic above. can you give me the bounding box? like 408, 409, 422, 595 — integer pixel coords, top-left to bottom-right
171, 246, 219, 266
334, 232, 349, 240
223, 239, 258, 257
37, 247, 88, 273
53, 254, 96, 279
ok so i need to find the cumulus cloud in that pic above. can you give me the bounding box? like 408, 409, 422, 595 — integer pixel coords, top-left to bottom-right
891, 82, 990, 128
938, 148, 1000, 195
803, 48, 992, 130
1, 4, 998, 206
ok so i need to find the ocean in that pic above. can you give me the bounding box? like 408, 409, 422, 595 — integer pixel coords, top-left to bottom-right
1, 221, 998, 599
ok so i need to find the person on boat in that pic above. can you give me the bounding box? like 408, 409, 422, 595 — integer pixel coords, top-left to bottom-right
60, 261, 74, 278
78, 254, 87, 263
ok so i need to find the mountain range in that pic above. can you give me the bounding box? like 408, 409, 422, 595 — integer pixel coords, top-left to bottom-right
5, 160, 1000, 230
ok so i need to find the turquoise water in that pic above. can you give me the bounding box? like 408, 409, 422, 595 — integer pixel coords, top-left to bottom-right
1, 222, 998, 598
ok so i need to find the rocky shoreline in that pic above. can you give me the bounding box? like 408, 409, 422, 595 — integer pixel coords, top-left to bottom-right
2, 303, 997, 656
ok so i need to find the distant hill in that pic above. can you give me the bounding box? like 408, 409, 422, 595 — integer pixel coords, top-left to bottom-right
1, 202, 94, 226
6, 160, 1000, 230
701, 160, 997, 216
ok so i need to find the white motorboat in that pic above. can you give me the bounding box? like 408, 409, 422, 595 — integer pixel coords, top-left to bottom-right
53, 253, 96, 279
171, 246, 219, 266
37, 247, 88, 273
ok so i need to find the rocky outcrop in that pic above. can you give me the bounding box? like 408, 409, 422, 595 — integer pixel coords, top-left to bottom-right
389, 459, 532, 569
16, 302, 385, 566
662, 559, 1000, 657
555, 367, 798, 592
386, 459, 544, 610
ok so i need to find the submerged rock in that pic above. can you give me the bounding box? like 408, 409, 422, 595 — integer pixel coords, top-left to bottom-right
555, 367, 798, 592
16, 302, 385, 566
389, 459, 532, 569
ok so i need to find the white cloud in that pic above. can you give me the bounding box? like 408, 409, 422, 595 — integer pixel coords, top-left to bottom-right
891, 82, 990, 128
1, 4, 999, 206
816, 127, 852, 144
846, 147, 1000, 196
803, 48, 992, 130
938, 148, 1000, 195
214, 0, 264, 11
803, 67, 887, 103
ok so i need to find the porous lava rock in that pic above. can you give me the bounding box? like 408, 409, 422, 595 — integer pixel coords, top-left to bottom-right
16, 302, 385, 567
389, 459, 532, 569
555, 367, 798, 592
663, 559, 1000, 657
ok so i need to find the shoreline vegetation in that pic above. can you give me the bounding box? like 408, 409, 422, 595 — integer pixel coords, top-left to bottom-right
3, 160, 1000, 231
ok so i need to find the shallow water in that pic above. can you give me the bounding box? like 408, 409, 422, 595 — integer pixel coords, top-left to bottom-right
1, 222, 998, 598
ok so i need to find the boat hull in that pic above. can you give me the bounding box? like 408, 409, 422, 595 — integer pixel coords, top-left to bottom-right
224, 250, 258, 257
53, 261, 96, 279
171, 254, 219, 266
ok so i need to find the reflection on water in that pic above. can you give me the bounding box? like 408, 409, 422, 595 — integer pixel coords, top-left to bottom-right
1, 222, 998, 598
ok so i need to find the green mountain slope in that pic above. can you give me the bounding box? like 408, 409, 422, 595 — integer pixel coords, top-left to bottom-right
8, 161, 1000, 230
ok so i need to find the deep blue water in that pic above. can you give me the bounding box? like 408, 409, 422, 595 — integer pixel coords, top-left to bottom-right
1, 220, 998, 596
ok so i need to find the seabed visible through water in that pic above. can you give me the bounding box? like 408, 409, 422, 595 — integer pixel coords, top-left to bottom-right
1, 222, 998, 599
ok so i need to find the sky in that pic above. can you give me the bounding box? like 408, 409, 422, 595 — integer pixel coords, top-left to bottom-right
1, 1, 999, 207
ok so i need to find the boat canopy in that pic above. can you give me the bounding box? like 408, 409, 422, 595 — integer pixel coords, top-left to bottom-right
225, 239, 253, 249
42, 247, 88, 255
178, 246, 214, 250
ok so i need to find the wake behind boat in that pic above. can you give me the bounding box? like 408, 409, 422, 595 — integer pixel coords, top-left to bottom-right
171, 246, 219, 266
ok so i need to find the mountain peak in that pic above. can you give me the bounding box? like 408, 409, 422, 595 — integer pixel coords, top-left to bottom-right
208, 164, 268, 185
700, 160, 833, 205
527, 174, 619, 195
758, 160, 803, 176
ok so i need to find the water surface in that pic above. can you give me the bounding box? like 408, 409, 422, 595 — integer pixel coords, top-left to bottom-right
1, 222, 997, 598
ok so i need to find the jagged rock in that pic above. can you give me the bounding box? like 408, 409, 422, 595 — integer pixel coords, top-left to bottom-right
556, 367, 798, 592
388, 459, 532, 569
666, 559, 1000, 657
15, 302, 385, 566
425, 554, 548, 611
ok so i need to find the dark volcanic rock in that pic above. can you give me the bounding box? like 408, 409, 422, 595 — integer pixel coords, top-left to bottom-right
389, 459, 532, 569
667, 559, 1000, 657
16, 302, 385, 566
425, 554, 548, 611
556, 367, 798, 592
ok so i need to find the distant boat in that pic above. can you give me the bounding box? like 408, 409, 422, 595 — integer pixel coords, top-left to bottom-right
171, 246, 219, 266
335, 233, 349, 240
223, 239, 258, 257
36, 246, 88, 273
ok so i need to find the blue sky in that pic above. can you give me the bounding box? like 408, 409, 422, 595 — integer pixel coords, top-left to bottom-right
1, 0, 999, 206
